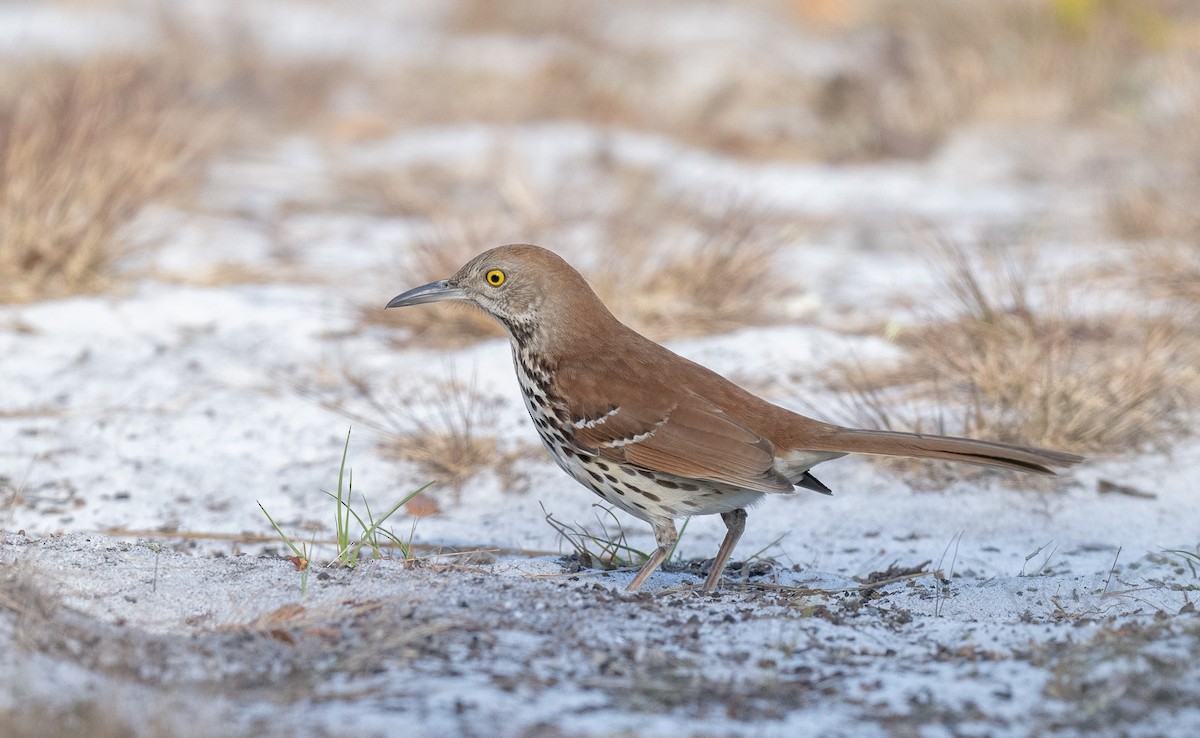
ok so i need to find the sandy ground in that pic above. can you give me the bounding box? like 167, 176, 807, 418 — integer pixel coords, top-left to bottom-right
1, 521, 1197, 738
3, 1, 1200, 736
3, 172, 1198, 734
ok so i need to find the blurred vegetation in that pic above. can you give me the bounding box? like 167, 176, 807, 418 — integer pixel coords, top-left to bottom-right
1, 1, 1198, 467
2, 0, 1199, 303
0, 55, 215, 302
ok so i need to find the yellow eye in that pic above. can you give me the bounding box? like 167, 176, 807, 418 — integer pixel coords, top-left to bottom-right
485, 269, 506, 286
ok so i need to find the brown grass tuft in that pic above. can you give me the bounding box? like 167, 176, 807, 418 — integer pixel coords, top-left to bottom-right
0, 55, 218, 303
1108, 185, 1200, 242
826, 242, 1198, 481
594, 205, 804, 338
346, 157, 811, 343
378, 376, 542, 496
325, 369, 533, 495
0, 9, 363, 303
381, 386, 501, 494
1134, 242, 1200, 306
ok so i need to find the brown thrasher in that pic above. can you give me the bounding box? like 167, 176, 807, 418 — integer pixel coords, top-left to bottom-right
386, 244, 1082, 593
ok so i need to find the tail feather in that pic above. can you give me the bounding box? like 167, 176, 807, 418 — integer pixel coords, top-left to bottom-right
797, 471, 833, 495
811, 428, 1084, 476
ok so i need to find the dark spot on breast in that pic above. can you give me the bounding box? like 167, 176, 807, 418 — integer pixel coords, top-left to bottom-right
678, 482, 700, 492
656, 479, 680, 490
636, 469, 655, 479
622, 482, 641, 494
613, 488, 625, 496
586, 470, 603, 483
560, 447, 577, 459
682, 500, 701, 508
595, 462, 610, 472
642, 491, 661, 502
631, 501, 647, 510
603, 473, 618, 484
509, 321, 534, 347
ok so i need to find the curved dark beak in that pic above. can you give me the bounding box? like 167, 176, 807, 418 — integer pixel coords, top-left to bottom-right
385, 280, 465, 309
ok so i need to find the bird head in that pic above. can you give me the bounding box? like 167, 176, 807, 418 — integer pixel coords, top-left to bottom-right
386, 244, 612, 349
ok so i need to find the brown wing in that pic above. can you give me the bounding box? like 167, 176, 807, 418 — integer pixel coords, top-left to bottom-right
566, 390, 794, 495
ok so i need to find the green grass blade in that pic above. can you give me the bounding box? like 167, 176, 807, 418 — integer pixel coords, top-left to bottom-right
257, 501, 303, 560
334, 428, 353, 558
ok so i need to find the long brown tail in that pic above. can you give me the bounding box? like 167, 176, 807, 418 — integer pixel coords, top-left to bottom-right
811, 428, 1084, 475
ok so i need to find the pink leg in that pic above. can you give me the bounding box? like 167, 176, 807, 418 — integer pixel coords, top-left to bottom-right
626, 520, 678, 591
702, 509, 747, 594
